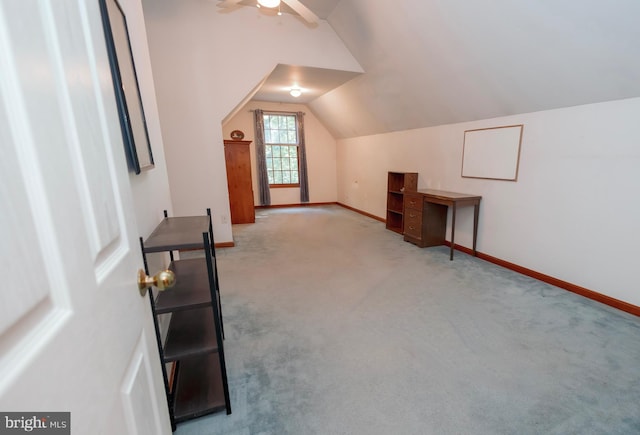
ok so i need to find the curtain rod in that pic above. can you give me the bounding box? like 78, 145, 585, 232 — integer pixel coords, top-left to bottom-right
249, 109, 305, 115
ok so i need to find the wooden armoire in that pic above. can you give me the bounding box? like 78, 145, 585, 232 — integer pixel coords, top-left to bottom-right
224, 139, 255, 224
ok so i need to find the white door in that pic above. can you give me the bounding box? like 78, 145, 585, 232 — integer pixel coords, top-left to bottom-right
0, 1, 171, 434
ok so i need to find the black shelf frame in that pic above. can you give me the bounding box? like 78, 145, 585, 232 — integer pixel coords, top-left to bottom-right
140, 209, 231, 431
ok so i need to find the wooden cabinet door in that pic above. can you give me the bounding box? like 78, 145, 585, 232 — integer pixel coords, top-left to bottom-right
224, 140, 255, 224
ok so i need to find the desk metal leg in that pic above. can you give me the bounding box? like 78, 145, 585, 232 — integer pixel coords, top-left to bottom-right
473, 204, 479, 256
450, 204, 456, 260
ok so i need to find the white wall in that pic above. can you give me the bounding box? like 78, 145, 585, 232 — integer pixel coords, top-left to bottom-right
337, 97, 640, 307
141, 0, 361, 243
117, 0, 173, 269
222, 101, 337, 206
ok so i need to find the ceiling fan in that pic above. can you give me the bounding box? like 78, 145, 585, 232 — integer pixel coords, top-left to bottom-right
217, 0, 319, 25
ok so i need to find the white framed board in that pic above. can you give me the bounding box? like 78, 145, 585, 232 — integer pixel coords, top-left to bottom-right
461, 124, 523, 181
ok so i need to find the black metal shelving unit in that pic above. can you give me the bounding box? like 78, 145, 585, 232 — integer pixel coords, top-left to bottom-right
140, 209, 230, 431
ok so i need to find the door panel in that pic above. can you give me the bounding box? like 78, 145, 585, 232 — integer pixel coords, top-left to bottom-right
121, 333, 165, 435
48, 1, 122, 263
0, 1, 170, 433
0, 121, 58, 338
0, 98, 68, 386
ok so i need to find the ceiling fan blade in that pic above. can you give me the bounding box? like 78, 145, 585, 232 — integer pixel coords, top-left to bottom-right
218, 0, 243, 8
282, 0, 318, 24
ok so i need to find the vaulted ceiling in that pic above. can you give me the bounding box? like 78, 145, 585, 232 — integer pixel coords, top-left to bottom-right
250, 0, 640, 138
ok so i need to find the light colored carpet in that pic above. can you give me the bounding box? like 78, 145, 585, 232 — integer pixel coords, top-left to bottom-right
176, 205, 640, 435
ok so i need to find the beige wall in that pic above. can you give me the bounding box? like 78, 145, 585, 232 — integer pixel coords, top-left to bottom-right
141, 0, 361, 243
336, 97, 640, 307
119, 0, 173, 253
222, 101, 337, 206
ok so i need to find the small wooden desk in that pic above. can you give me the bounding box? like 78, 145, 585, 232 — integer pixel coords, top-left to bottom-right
403, 189, 481, 260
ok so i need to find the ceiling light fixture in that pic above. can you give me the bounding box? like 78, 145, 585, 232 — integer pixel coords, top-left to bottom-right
257, 0, 280, 8
290, 88, 302, 97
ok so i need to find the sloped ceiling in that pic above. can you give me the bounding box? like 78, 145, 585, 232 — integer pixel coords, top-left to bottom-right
211, 1, 640, 139
252, 64, 361, 104
301, 0, 640, 138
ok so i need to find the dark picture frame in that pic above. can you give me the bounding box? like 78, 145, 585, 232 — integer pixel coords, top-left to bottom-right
99, 0, 154, 174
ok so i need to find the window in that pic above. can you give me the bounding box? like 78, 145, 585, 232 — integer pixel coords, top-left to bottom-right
263, 113, 299, 187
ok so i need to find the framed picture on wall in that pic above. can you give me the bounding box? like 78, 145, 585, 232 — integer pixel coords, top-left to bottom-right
99, 0, 154, 174
461, 124, 523, 181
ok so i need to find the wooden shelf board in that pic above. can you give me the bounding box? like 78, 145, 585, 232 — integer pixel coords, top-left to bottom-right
143, 216, 211, 252
387, 226, 403, 234
174, 353, 226, 422
155, 259, 213, 313
163, 307, 219, 362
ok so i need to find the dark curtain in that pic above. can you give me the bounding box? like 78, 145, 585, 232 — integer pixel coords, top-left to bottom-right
297, 111, 309, 203
253, 109, 271, 206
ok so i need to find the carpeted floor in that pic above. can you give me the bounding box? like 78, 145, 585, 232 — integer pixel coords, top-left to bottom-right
176, 205, 640, 435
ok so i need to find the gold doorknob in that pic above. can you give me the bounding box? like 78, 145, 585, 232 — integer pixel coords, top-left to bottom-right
138, 269, 176, 296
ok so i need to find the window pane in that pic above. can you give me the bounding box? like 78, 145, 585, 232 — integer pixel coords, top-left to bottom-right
274, 171, 283, 184
263, 114, 301, 186
263, 114, 298, 145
